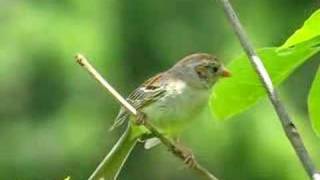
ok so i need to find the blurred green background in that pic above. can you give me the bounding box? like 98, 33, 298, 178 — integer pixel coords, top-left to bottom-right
1, 0, 320, 179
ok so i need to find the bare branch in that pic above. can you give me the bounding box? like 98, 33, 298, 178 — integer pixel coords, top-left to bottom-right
76, 54, 137, 115
216, 0, 319, 179
75, 54, 218, 180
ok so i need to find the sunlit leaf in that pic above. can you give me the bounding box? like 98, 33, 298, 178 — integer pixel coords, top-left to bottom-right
308, 67, 320, 137
281, 9, 320, 49
210, 37, 320, 119
210, 8, 320, 120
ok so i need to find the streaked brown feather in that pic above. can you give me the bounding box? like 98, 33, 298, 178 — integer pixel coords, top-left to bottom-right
109, 73, 167, 130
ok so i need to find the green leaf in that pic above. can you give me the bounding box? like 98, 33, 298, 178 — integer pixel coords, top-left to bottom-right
210, 37, 320, 120
281, 9, 320, 49
308, 67, 320, 136
210, 8, 320, 120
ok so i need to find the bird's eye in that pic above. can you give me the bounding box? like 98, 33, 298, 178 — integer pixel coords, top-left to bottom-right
212, 66, 219, 73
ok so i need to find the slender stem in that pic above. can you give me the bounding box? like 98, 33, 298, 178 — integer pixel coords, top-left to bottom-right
217, 0, 319, 179
75, 54, 218, 180
76, 54, 137, 115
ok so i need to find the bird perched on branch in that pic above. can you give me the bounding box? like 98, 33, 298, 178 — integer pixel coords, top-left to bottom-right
90, 53, 231, 180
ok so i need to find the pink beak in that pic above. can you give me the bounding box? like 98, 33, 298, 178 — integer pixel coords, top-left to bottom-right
221, 68, 231, 77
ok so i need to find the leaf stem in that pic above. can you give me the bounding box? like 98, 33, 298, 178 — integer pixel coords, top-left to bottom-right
216, 0, 319, 179
75, 54, 218, 180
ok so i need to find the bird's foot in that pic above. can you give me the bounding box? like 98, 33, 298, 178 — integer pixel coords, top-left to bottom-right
174, 141, 197, 168
135, 112, 147, 126
183, 150, 196, 168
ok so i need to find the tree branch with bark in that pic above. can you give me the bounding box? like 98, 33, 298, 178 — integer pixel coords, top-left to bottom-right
216, 0, 320, 179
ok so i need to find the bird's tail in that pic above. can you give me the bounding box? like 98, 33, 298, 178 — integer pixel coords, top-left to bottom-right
88, 125, 141, 180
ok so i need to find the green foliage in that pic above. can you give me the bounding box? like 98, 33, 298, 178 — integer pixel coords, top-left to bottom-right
1, 1, 319, 180
210, 9, 320, 120
281, 9, 320, 49
308, 67, 320, 136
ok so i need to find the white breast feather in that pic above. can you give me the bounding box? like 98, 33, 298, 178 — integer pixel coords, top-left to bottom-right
167, 80, 186, 94
142, 79, 208, 135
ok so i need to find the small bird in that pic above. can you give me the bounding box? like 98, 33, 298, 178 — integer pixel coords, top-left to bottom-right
89, 53, 231, 180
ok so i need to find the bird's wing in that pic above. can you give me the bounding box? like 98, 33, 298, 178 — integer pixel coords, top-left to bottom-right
109, 73, 167, 130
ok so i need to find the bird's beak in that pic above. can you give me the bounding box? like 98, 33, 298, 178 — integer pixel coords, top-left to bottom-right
221, 67, 231, 77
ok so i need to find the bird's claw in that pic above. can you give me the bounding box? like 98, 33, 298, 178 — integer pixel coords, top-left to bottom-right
174, 141, 197, 169
183, 152, 196, 168
182, 149, 196, 168
135, 112, 146, 125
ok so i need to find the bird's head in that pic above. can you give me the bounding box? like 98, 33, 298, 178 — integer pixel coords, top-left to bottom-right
171, 53, 231, 89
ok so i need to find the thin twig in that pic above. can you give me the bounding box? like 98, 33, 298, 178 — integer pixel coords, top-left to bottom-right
75, 54, 218, 180
217, 0, 319, 179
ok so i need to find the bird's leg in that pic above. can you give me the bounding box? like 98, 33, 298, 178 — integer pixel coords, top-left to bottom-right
173, 137, 196, 168
135, 111, 147, 125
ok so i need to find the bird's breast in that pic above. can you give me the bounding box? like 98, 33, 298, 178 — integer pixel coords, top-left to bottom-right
142, 80, 209, 135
